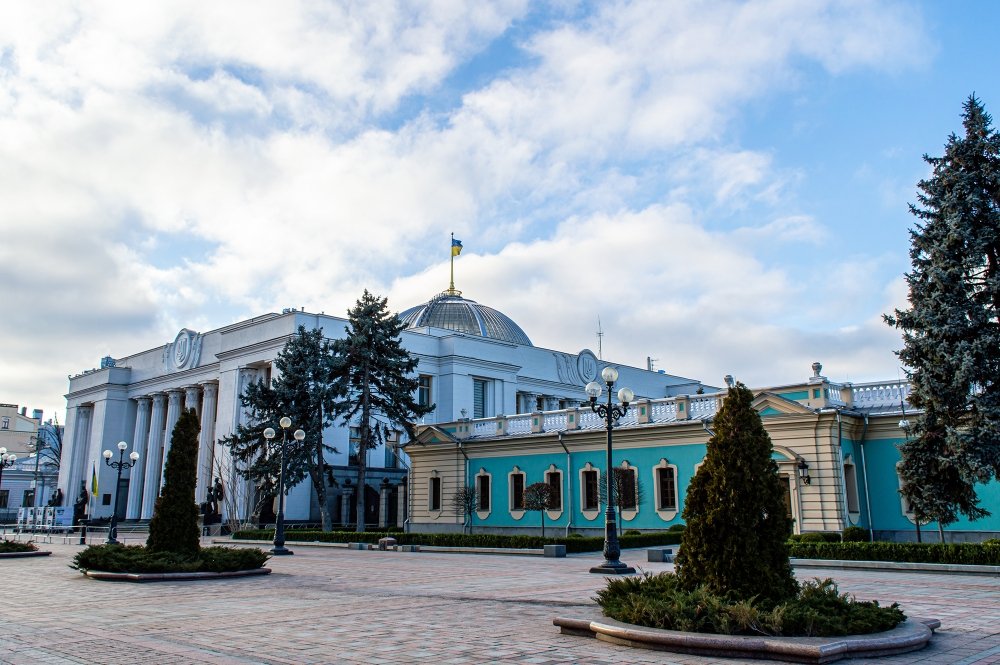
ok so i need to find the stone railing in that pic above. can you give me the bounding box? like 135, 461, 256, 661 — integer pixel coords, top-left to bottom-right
851, 381, 910, 410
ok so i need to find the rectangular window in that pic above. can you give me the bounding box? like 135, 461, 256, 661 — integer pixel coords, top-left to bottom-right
583, 470, 599, 511
844, 463, 860, 513
348, 427, 361, 466
102, 493, 112, 506
657, 467, 677, 511
418, 375, 433, 408
782, 477, 793, 518
618, 468, 637, 510
0, 489, 8, 509
473, 379, 489, 418
477, 475, 490, 511
546, 471, 562, 510
429, 477, 441, 511
23, 490, 35, 508
0, 416, 8, 430
510, 474, 525, 510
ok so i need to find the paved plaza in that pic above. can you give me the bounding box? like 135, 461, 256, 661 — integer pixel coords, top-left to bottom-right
1, 540, 998, 665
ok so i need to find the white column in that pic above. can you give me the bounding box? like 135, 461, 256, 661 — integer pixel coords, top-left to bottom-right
141, 394, 168, 519
126, 397, 151, 520
67, 406, 93, 505
159, 390, 184, 487
184, 385, 202, 418
196, 382, 219, 503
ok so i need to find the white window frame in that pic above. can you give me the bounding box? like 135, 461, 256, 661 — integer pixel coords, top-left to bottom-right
428, 471, 442, 513
544, 464, 563, 521
579, 462, 601, 521
617, 461, 639, 522
508, 466, 526, 519
652, 458, 679, 522
475, 468, 492, 519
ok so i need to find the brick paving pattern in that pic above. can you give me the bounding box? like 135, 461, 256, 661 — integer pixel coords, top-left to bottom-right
0, 540, 997, 664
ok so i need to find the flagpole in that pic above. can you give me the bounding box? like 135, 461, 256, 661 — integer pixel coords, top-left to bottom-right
449, 232, 456, 294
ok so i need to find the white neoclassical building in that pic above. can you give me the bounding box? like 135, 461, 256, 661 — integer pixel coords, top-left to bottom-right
57, 289, 710, 527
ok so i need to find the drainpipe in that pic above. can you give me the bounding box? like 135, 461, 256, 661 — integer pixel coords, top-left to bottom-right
834, 410, 849, 532
457, 441, 470, 534
857, 413, 873, 542
558, 431, 572, 537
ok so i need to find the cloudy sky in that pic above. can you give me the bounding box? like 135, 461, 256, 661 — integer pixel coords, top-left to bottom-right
2, 1, 998, 420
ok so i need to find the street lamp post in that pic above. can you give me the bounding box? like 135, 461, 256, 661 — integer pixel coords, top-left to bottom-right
0, 447, 17, 496
263, 417, 305, 556
102, 441, 140, 544
585, 366, 636, 575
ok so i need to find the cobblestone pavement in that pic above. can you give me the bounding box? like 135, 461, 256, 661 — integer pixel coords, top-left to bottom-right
0, 540, 997, 665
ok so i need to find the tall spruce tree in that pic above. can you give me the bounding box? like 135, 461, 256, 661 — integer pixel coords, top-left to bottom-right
886, 95, 1000, 526
674, 383, 797, 604
332, 290, 433, 532
219, 326, 339, 531
147, 408, 201, 555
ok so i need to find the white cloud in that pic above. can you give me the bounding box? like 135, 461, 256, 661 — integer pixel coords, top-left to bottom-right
0, 1, 930, 418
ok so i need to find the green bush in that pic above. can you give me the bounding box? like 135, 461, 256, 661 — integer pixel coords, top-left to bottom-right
842, 526, 871, 542
798, 533, 827, 543
0, 539, 38, 553
596, 572, 904, 637
667, 523, 687, 532
232, 529, 683, 553
789, 541, 1000, 565
72, 544, 270, 573
566, 533, 585, 539
624, 529, 642, 536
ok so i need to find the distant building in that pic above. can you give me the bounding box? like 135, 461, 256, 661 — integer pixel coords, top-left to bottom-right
406, 363, 1000, 542
0, 407, 60, 522
57, 288, 709, 526
0, 403, 42, 456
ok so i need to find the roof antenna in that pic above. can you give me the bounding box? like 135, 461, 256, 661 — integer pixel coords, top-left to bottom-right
596, 316, 604, 360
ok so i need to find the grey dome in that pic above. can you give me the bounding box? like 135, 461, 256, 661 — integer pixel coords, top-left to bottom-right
399, 291, 532, 346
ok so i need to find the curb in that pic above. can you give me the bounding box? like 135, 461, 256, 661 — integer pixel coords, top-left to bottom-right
791, 558, 1000, 576
0, 550, 52, 559
83, 568, 272, 583
553, 616, 940, 664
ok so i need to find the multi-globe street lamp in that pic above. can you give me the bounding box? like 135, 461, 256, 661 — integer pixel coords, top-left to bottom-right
263, 417, 305, 556
585, 366, 636, 575
102, 441, 140, 544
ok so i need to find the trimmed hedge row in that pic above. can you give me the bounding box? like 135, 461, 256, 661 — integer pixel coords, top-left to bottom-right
232, 529, 684, 553
788, 541, 1000, 565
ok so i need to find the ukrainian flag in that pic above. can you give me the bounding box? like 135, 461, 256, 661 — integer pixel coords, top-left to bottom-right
91, 462, 99, 497
451, 238, 463, 256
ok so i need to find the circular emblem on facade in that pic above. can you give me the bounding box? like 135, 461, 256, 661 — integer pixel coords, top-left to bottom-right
173, 331, 190, 368
577, 349, 598, 384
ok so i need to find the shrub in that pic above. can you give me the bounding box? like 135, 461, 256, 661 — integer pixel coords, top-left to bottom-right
72, 544, 269, 573
596, 572, 904, 637
624, 529, 642, 536
676, 383, 797, 604
231, 529, 683, 553
789, 541, 1000, 565
0, 539, 38, 553
842, 526, 871, 542
147, 408, 201, 556
667, 523, 687, 532
798, 533, 827, 543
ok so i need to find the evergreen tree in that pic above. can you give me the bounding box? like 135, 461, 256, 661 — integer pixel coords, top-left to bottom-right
674, 383, 797, 604
332, 290, 433, 532
219, 326, 339, 531
887, 95, 1000, 525
147, 408, 201, 555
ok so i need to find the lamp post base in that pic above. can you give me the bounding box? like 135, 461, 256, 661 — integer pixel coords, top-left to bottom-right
590, 561, 636, 575
270, 545, 294, 556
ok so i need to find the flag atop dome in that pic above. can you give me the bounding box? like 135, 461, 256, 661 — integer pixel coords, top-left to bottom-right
448, 233, 463, 295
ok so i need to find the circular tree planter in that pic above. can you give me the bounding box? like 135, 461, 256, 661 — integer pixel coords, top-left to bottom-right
554, 615, 940, 664
83, 568, 271, 583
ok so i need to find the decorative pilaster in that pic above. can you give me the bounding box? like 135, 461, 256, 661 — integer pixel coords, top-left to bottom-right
397, 477, 407, 529
378, 479, 391, 529
126, 397, 151, 519
196, 383, 219, 503
141, 394, 168, 519
341, 484, 354, 526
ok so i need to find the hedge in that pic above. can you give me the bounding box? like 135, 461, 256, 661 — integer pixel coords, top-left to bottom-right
788, 541, 1000, 566
232, 529, 683, 553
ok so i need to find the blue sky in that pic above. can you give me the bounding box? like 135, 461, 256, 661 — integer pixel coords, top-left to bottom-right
1, 1, 998, 419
